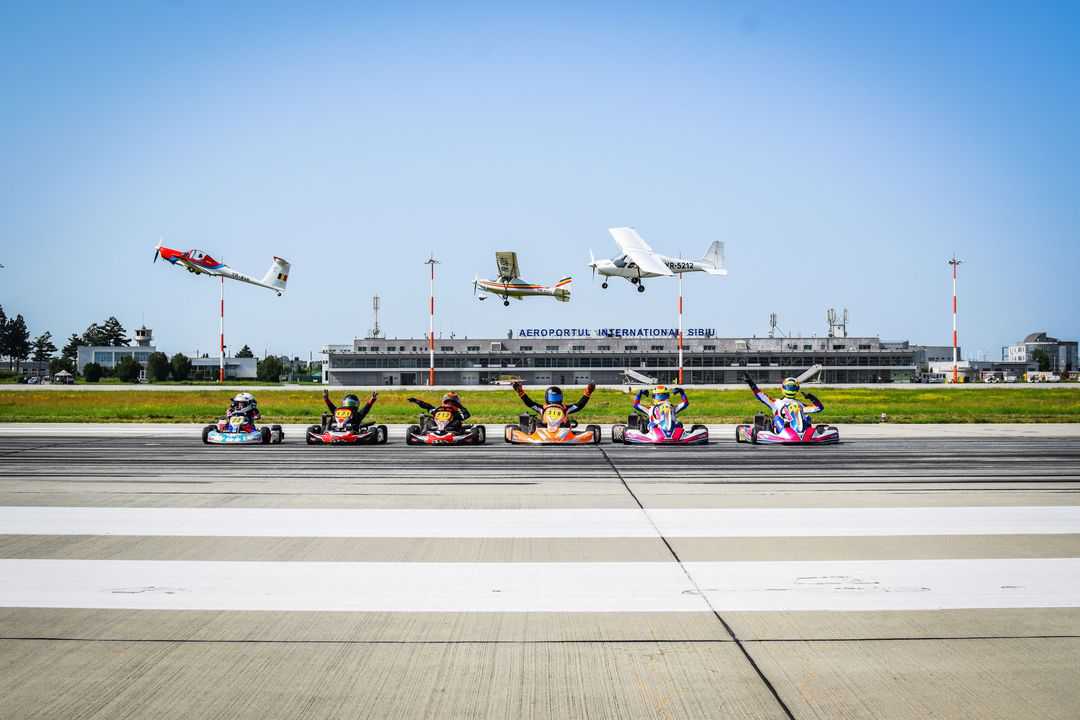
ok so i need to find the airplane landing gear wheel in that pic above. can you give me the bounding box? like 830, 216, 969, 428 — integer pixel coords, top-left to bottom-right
637, 284, 645, 293
601, 282, 608, 289
503, 300, 510, 306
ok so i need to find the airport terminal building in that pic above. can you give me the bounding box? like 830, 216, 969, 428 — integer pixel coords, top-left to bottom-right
323, 327, 926, 386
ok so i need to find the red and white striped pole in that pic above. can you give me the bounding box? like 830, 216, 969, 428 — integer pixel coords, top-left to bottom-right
219, 276, 225, 383
677, 272, 684, 384
948, 256, 962, 384
425, 255, 439, 386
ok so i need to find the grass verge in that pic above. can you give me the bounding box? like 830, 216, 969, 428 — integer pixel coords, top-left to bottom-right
1, 388, 1077, 424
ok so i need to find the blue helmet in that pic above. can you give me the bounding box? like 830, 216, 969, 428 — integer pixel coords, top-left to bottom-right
545, 386, 563, 404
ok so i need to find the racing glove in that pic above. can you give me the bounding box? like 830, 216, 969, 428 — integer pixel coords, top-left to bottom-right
512, 382, 525, 396
803, 392, 820, 404
584, 383, 596, 396
741, 371, 757, 388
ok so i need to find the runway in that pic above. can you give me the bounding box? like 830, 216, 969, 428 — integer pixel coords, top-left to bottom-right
1, 426, 1079, 719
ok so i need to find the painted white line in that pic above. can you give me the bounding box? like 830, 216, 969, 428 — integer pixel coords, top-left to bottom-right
1, 559, 1077, 612
2, 506, 1079, 539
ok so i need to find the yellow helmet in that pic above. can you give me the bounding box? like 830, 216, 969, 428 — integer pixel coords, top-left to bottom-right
653, 385, 670, 401
781, 377, 800, 398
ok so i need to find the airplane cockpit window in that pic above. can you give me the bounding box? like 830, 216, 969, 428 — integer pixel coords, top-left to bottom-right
189, 250, 204, 260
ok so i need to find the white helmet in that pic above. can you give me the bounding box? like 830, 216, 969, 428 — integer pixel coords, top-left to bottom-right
233, 392, 255, 404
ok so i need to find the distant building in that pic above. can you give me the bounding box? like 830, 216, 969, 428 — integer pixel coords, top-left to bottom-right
191, 357, 257, 379
1004, 332, 1078, 373
322, 333, 921, 386
76, 327, 256, 379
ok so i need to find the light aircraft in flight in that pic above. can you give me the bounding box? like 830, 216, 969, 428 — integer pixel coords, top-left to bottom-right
588, 227, 726, 292
153, 241, 291, 295
474, 251, 572, 306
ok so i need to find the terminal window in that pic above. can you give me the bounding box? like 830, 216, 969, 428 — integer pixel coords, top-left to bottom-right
545, 345, 559, 352
571, 345, 586, 351
650, 345, 664, 351
520, 345, 533, 351
440, 346, 453, 352
625, 345, 638, 351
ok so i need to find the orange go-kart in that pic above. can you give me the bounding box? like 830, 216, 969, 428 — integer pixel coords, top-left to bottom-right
504, 404, 600, 445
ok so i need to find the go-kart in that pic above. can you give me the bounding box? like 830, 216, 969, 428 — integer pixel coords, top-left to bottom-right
405, 406, 486, 445
306, 408, 388, 445
504, 405, 601, 444
202, 414, 284, 445
611, 401, 708, 445
735, 409, 839, 445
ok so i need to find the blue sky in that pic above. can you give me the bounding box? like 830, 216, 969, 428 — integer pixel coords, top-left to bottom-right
2, 1, 1077, 360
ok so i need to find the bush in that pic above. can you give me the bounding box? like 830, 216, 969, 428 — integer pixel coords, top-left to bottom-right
146, 352, 170, 382
49, 358, 75, 376
257, 356, 284, 382
83, 363, 103, 382
170, 353, 192, 382
115, 356, 141, 383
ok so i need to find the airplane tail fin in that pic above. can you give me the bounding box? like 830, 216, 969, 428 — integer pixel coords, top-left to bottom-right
262, 256, 291, 293
554, 276, 572, 302
700, 241, 727, 275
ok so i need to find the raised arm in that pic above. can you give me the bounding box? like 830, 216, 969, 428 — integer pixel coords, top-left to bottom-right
355, 392, 377, 423
408, 397, 435, 412
322, 389, 336, 413
567, 384, 596, 414
631, 388, 649, 417
742, 372, 775, 410
512, 382, 543, 413
673, 387, 689, 414
802, 391, 824, 415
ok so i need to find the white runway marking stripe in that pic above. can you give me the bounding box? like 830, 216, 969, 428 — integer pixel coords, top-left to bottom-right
1, 559, 1078, 612
2, 506, 1079, 538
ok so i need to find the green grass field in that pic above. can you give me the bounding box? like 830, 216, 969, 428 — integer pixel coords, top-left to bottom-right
0, 388, 1077, 423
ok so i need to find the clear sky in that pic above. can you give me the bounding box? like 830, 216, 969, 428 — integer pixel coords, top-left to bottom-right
2, 1, 1077, 360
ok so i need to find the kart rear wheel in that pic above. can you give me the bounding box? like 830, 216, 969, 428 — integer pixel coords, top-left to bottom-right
504, 425, 515, 443
627, 414, 639, 430
271, 425, 284, 444
376, 425, 388, 444
202, 426, 212, 445
611, 424, 625, 444
260, 427, 271, 444
587, 424, 601, 444
474, 425, 487, 444
306, 425, 320, 445
405, 425, 421, 446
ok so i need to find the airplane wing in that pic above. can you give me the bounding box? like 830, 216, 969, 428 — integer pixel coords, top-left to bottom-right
608, 228, 673, 277
495, 251, 520, 281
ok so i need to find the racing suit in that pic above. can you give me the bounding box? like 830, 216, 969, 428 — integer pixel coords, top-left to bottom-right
743, 375, 822, 433
226, 401, 260, 426
514, 384, 594, 427
409, 397, 470, 431
324, 393, 376, 431
633, 388, 688, 428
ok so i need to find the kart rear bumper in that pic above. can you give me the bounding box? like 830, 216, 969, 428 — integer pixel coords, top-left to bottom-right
735, 424, 839, 445
504, 426, 599, 445
406, 425, 485, 445
618, 425, 709, 445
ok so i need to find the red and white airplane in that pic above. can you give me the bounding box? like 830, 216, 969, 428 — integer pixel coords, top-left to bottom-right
153, 241, 291, 295
473, 251, 572, 307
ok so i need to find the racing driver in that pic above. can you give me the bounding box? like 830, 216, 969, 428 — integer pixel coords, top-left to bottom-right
323, 388, 377, 431
408, 392, 471, 431
512, 382, 595, 427
742, 372, 823, 433
633, 384, 688, 426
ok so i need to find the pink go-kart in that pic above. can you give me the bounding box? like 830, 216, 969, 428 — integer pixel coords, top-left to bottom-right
611, 401, 709, 445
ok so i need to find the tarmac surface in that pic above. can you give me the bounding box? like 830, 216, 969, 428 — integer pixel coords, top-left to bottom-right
1, 424, 1078, 719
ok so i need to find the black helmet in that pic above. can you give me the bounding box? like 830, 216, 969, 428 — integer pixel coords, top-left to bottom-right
342, 394, 360, 409
545, 386, 563, 404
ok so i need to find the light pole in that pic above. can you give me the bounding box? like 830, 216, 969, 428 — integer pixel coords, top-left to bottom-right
425, 255, 439, 386
677, 272, 684, 384
219, 277, 225, 383
948, 256, 962, 384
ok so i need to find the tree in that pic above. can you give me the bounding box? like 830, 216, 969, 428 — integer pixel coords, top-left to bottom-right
146, 352, 170, 382
1032, 348, 1052, 372
31, 332, 57, 361
5, 315, 31, 371
101, 316, 129, 347
83, 362, 103, 382
49, 357, 74, 376
0, 306, 7, 361
170, 353, 192, 382
115, 355, 140, 382
62, 333, 85, 361
257, 355, 284, 382
236, 344, 254, 358
81, 322, 107, 346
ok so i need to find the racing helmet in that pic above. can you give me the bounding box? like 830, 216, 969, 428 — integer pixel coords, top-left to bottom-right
545, 386, 563, 404
652, 384, 670, 402
442, 391, 460, 406
233, 392, 254, 403
781, 377, 800, 398
342, 394, 360, 409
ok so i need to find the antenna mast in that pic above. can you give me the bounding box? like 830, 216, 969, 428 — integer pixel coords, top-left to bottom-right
368, 295, 383, 339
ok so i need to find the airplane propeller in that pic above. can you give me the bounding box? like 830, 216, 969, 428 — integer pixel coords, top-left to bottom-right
153, 238, 162, 264
588, 249, 596, 283
473, 275, 487, 301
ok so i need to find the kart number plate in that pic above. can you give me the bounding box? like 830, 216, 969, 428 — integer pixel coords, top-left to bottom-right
230, 415, 246, 426
433, 410, 453, 423
542, 406, 565, 425
335, 409, 353, 424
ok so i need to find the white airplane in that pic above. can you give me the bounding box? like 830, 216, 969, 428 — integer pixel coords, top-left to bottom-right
588, 227, 726, 293
474, 251, 572, 307
154, 241, 291, 296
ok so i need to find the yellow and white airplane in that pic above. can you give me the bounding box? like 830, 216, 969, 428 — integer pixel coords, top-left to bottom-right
474, 251, 572, 307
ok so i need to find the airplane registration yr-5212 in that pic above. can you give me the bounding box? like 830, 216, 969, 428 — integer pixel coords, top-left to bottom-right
153, 241, 291, 295
474, 251, 572, 307
588, 227, 726, 292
